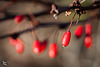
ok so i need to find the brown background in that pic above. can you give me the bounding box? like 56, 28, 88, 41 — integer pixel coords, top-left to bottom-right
0, 0, 100, 67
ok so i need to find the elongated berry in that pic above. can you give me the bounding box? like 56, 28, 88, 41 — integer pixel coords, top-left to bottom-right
9, 37, 17, 46
75, 25, 83, 37
85, 23, 92, 36
40, 40, 47, 53
62, 30, 71, 47
84, 36, 92, 48
15, 39, 24, 54
49, 43, 57, 58
14, 15, 24, 24
33, 40, 40, 54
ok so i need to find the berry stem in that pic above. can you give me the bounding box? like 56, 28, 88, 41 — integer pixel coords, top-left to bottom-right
26, 8, 39, 39
46, 29, 55, 40
55, 29, 59, 44
53, 28, 59, 44
68, 12, 76, 30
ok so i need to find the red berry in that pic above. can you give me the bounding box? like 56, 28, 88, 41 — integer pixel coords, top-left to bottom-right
49, 43, 57, 58
15, 39, 24, 54
40, 40, 47, 53
62, 31, 71, 47
75, 25, 83, 37
14, 15, 24, 24
33, 40, 40, 54
9, 37, 17, 46
84, 36, 92, 48
85, 23, 92, 36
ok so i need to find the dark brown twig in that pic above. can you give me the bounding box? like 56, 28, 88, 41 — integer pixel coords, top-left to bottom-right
0, 14, 99, 39
50, 1, 100, 16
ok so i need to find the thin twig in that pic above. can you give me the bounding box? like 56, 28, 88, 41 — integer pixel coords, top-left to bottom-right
68, 12, 77, 30
26, 8, 39, 39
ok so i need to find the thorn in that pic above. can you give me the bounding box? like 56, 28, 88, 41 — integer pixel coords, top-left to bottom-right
55, 16, 58, 19
52, 4, 56, 10
76, 14, 81, 25
51, 4, 59, 19
65, 11, 72, 16
53, 14, 58, 19
80, 0, 86, 4
65, 14, 68, 16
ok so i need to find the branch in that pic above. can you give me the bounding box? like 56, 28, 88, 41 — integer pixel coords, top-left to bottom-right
50, 1, 100, 17
59, 5, 100, 14
0, 10, 50, 21
0, 15, 99, 39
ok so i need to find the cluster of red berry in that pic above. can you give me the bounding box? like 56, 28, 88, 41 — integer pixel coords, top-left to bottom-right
9, 37, 24, 54
84, 23, 92, 48
10, 14, 92, 59
75, 24, 92, 48
9, 15, 57, 58
62, 23, 92, 48
33, 39, 57, 58
9, 15, 25, 54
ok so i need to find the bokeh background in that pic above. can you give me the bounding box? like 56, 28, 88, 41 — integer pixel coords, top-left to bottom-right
0, 0, 100, 67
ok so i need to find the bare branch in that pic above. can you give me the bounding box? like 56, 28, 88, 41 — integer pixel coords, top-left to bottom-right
0, 15, 99, 39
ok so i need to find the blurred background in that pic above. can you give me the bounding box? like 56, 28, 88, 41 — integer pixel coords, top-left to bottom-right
0, 0, 100, 67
